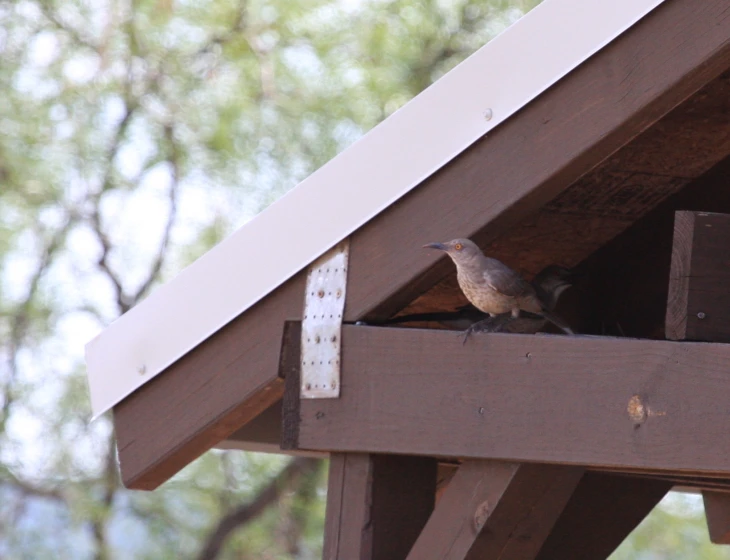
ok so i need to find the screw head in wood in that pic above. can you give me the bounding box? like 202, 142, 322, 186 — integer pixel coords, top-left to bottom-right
697, 312, 706, 319
627, 395, 646, 425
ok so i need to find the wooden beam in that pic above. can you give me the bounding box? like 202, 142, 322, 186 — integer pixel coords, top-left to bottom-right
407, 461, 582, 560
113, 0, 730, 489
704, 492, 730, 545
285, 324, 730, 476
534, 473, 671, 560
214, 322, 319, 457
667, 211, 730, 343
214, 400, 325, 457
324, 453, 436, 560
664, 210, 730, 544
114, 276, 303, 489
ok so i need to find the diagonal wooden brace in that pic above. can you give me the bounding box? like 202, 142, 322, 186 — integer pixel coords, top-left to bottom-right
407, 460, 583, 560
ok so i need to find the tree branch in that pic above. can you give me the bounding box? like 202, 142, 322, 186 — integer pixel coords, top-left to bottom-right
0, 466, 65, 503
131, 124, 181, 304
196, 458, 320, 560
1, 220, 71, 434
38, 1, 100, 51
88, 104, 137, 314
90, 430, 119, 560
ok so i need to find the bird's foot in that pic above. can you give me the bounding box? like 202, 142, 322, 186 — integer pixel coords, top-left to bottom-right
460, 314, 511, 345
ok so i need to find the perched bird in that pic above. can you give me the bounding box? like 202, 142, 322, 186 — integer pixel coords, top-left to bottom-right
385, 264, 577, 334
531, 265, 576, 312
423, 238, 574, 337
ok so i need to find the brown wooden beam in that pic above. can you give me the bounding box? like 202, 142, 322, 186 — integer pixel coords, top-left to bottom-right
285, 324, 730, 476
534, 473, 671, 560
324, 453, 437, 560
407, 461, 582, 560
704, 492, 730, 545
114, 277, 303, 489
664, 210, 730, 544
667, 211, 730, 343
113, 0, 730, 489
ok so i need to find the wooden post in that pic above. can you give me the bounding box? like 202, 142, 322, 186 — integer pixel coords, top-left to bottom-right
667, 211, 730, 342
323, 453, 437, 560
282, 321, 437, 559
666, 210, 730, 545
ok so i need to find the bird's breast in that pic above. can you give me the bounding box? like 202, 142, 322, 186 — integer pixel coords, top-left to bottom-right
457, 270, 514, 315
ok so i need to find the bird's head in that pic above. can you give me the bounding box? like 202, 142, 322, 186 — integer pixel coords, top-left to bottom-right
423, 238, 483, 267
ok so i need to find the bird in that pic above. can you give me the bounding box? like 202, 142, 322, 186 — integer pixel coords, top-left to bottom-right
422, 238, 574, 339
531, 264, 578, 314
385, 264, 577, 334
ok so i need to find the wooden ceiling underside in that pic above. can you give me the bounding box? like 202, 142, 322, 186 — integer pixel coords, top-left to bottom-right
400, 70, 730, 316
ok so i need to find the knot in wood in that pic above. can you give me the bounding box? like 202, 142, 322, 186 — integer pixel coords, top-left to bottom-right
474, 500, 491, 533
627, 395, 647, 425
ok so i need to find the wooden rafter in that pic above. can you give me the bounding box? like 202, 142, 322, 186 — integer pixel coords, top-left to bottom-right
114, 0, 730, 489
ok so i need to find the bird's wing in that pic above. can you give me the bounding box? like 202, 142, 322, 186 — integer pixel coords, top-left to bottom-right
483, 259, 535, 298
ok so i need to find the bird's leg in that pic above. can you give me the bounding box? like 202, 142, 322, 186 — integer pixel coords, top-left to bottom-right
461, 313, 512, 345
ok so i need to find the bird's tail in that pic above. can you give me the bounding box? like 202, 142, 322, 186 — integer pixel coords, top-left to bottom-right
540, 308, 574, 335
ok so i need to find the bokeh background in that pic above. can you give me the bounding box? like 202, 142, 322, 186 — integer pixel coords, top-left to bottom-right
1, 0, 728, 558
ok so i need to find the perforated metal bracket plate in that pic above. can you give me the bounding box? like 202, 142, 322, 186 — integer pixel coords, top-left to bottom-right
301, 240, 349, 398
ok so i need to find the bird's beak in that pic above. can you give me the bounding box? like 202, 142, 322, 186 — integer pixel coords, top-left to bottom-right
423, 242, 447, 251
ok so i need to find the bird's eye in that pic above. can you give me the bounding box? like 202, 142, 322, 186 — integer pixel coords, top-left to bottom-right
454, 243, 463, 251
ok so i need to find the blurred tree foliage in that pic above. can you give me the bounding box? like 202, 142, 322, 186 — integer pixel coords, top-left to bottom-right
0, 0, 727, 558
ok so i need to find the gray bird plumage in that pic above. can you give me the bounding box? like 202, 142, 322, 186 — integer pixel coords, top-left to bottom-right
384, 264, 576, 332
423, 238, 574, 336
532, 264, 575, 312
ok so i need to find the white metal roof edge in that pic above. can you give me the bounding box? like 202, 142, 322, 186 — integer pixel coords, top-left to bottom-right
85, 0, 667, 419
